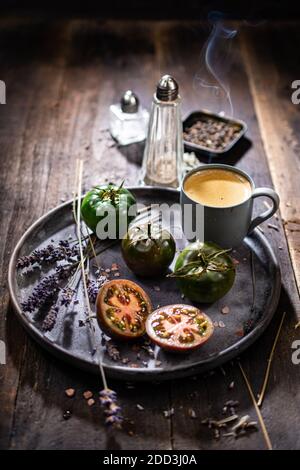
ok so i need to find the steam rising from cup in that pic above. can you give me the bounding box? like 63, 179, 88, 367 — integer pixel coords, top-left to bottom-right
194, 12, 237, 117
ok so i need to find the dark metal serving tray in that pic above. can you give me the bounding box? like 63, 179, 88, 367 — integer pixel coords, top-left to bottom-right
183, 110, 247, 158
8, 187, 280, 381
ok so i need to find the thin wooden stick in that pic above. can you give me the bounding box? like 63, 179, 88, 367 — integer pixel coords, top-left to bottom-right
250, 250, 256, 312
75, 159, 108, 390
87, 230, 100, 271
238, 362, 272, 450
257, 312, 286, 407
72, 159, 80, 224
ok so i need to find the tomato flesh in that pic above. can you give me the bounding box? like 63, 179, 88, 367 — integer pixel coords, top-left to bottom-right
97, 279, 152, 339
146, 304, 213, 352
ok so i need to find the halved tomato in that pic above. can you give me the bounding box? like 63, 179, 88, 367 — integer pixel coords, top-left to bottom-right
96, 279, 152, 340
146, 304, 214, 353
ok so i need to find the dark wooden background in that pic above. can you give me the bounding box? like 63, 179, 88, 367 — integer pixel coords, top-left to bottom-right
0, 17, 300, 450
3, 1, 300, 20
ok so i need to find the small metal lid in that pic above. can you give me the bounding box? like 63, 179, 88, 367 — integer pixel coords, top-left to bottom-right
156, 75, 179, 101
121, 90, 139, 113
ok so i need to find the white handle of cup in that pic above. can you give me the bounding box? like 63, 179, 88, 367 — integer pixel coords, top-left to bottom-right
248, 187, 280, 234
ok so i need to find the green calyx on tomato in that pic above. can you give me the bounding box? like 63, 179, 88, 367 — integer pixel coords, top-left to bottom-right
121, 223, 176, 277
170, 241, 235, 303
81, 182, 137, 239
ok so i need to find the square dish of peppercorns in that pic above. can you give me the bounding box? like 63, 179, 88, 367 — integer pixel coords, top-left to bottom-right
183, 110, 247, 157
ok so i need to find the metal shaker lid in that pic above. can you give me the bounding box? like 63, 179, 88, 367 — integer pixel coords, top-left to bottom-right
156, 75, 179, 101
121, 90, 139, 113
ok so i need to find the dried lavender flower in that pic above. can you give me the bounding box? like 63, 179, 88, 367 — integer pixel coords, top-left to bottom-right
99, 388, 123, 428
55, 264, 75, 280
16, 254, 38, 270
87, 275, 107, 303
60, 287, 76, 307
16, 240, 79, 270
21, 274, 60, 313
42, 305, 59, 331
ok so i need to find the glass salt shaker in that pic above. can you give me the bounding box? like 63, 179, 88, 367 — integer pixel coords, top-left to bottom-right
109, 90, 149, 146
140, 75, 183, 188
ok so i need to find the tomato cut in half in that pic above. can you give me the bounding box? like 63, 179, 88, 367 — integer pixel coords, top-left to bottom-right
146, 304, 214, 353
96, 279, 152, 340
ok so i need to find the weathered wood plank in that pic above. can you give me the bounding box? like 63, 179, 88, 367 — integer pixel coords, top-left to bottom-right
156, 20, 300, 450
241, 22, 300, 296
0, 18, 64, 449
0, 18, 171, 450
0, 18, 299, 450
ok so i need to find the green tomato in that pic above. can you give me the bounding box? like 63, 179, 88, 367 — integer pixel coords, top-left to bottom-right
122, 223, 176, 277
172, 241, 235, 303
81, 183, 136, 239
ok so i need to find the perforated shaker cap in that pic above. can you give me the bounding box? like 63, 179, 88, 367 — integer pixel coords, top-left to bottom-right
121, 90, 139, 113
156, 75, 179, 101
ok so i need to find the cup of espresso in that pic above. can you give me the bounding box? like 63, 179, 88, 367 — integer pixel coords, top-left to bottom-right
181, 164, 280, 248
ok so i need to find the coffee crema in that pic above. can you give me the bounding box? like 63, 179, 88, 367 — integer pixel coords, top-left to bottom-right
184, 168, 252, 207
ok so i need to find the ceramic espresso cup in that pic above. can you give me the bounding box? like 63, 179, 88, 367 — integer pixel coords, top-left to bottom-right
181, 164, 280, 248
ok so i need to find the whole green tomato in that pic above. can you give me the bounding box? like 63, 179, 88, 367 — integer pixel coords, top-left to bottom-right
81, 183, 136, 239
172, 241, 235, 303
122, 223, 176, 277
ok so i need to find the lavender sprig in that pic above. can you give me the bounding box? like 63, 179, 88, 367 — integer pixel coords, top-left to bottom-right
42, 288, 76, 331
21, 274, 60, 313
75, 159, 123, 429
99, 388, 123, 428
21, 263, 76, 315
16, 240, 79, 270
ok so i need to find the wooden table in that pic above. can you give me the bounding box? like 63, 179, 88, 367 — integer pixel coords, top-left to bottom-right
0, 18, 299, 451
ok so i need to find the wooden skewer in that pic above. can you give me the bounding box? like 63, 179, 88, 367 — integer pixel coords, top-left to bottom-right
238, 362, 273, 450
257, 312, 286, 407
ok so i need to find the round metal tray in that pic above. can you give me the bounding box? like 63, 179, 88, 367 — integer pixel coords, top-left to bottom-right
8, 187, 281, 381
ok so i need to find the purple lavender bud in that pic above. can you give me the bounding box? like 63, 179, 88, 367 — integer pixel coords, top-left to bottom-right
16, 240, 79, 270
55, 265, 75, 280
103, 404, 122, 416
58, 239, 70, 248
42, 305, 59, 331
21, 274, 60, 313
87, 276, 107, 303
105, 415, 123, 426
99, 389, 117, 400
99, 388, 123, 427
60, 287, 76, 307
